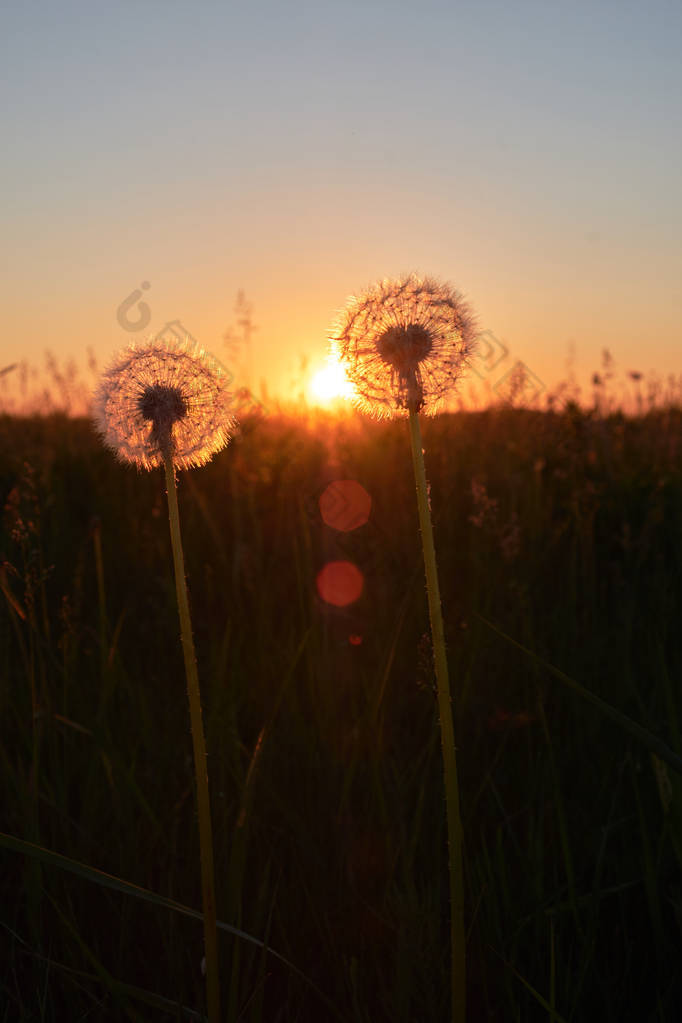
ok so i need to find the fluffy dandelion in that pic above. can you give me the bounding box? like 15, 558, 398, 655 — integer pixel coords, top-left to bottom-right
93, 337, 235, 470
93, 337, 234, 1023
331, 273, 476, 1023
331, 273, 477, 419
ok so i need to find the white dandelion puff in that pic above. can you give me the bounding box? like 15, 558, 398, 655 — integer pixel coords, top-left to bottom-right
328, 271, 478, 1019
93, 338, 236, 470
331, 273, 477, 418
93, 335, 231, 1016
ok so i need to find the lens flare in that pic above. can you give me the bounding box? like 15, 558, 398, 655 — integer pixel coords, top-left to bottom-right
319, 479, 371, 532
316, 560, 364, 607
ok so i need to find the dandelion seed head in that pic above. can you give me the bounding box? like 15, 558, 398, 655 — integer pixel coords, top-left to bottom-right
93, 338, 236, 470
139, 383, 188, 425
331, 273, 477, 417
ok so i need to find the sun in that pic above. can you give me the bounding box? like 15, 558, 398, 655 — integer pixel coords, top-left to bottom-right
308, 359, 355, 407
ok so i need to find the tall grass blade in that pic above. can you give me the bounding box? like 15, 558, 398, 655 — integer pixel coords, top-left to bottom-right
477, 616, 682, 776
0, 831, 346, 1021
489, 944, 568, 1023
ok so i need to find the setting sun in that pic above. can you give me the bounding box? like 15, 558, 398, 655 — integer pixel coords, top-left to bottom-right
308, 359, 355, 407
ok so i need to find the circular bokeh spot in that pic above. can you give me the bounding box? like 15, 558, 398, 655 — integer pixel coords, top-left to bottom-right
316, 561, 364, 607
319, 479, 371, 532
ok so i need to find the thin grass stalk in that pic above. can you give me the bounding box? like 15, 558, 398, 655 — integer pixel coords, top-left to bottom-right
408, 410, 465, 1023
163, 450, 221, 1023
92, 518, 109, 680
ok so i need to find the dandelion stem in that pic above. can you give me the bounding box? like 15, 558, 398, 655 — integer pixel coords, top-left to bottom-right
408, 410, 465, 1023
163, 450, 221, 1023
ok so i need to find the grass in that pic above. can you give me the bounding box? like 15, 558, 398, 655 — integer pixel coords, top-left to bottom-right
1, 401, 682, 1020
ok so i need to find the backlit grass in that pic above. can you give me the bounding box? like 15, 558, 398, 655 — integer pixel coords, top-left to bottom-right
1, 403, 681, 1020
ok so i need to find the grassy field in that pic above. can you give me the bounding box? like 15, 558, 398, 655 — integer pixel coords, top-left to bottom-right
1, 403, 681, 1021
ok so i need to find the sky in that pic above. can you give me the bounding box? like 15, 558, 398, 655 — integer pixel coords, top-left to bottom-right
2, 0, 681, 407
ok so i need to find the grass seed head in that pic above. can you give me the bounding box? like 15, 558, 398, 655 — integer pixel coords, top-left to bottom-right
93, 338, 236, 469
331, 273, 477, 417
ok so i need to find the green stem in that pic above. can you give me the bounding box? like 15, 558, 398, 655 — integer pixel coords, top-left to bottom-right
408, 410, 465, 1023
163, 452, 221, 1023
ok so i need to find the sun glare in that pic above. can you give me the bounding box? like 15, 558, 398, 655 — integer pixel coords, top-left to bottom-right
308, 360, 355, 407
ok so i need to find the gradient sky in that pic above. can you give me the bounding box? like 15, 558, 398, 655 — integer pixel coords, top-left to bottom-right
2, 0, 681, 405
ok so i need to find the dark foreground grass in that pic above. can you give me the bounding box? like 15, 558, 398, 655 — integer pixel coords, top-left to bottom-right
1, 404, 681, 1021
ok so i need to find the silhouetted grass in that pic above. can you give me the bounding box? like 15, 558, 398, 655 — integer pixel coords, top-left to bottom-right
1, 404, 681, 1020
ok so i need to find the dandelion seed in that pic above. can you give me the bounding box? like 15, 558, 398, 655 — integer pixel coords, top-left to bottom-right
331, 273, 477, 418
93, 338, 235, 470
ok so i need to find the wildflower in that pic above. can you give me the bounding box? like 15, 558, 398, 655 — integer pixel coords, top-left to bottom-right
93, 338, 235, 470
94, 335, 230, 1019
329, 272, 479, 1020
331, 273, 477, 418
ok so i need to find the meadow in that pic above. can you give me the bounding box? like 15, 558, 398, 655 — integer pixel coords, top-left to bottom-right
1, 398, 681, 1021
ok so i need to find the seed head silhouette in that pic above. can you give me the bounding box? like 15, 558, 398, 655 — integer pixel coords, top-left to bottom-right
332, 273, 477, 417
93, 338, 235, 470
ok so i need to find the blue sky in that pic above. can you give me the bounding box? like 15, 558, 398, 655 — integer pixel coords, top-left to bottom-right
2, 0, 681, 403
